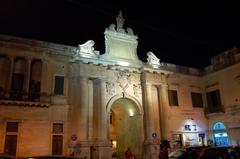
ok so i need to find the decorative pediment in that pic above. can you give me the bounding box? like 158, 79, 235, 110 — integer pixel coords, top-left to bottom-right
147, 51, 161, 68
102, 11, 141, 67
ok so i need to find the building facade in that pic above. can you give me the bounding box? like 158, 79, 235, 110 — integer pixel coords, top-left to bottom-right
0, 12, 240, 159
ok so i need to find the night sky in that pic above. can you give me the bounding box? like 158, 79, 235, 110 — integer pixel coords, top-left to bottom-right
1, 0, 240, 68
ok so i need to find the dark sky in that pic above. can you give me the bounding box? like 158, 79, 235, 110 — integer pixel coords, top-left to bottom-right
1, 0, 240, 68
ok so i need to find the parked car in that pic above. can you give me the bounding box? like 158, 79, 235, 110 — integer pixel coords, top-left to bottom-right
0, 154, 16, 159
169, 146, 208, 159
199, 146, 240, 159
24, 156, 74, 159
23, 156, 87, 159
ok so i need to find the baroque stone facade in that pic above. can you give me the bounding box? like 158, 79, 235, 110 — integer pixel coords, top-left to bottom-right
0, 12, 240, 159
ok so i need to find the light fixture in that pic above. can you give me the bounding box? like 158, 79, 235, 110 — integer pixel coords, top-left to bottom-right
129, 109, 134, 117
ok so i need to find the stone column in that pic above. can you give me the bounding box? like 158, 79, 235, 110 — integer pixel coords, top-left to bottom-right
99, 79, 108, 141
159, 84, 170, 141
24, 57, 32, 95
93, 79, 112, 159
144, 83, 155, 141
142, 82, 161, 159
7, 56, 14, 95
69, 76, 90, 158
40, 60, 51, 102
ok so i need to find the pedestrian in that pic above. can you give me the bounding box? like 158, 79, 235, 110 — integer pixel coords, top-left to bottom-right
159, 140, 169, 159
125, 147, 133, 159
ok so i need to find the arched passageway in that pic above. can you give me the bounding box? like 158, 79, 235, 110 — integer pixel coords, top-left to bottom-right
109, 97, 143, 159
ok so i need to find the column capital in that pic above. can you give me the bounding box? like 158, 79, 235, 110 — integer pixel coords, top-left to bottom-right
79, 76, 89, 81
87, 79, 93, 85
160, 84, 168, 89
25, 56, 33, 61
142, 82, 152, 87
7, 55, 15, 61
92, 78, 107, 85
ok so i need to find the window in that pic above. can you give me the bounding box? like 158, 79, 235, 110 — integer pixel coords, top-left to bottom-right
4, 122, 18, 156
53, 123, 63, 134
206, 90, 223, 113
168, 90, 179, 106
52, 123, 63, 155
206, 90, 221, 108
54, 76, 64, 95
6, 122, 18, 132
191, 92, 203, 107
10, 73, 24, 100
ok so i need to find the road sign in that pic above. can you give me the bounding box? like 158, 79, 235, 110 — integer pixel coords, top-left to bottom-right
152, 132, 157, 139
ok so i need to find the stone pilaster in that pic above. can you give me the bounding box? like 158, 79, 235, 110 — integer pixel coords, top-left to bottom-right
159, 84, 170, 141
87, 79, 94, 140
78, 77, 89, 141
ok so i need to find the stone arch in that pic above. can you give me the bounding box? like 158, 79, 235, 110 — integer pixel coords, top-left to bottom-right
106, 93, 143, 115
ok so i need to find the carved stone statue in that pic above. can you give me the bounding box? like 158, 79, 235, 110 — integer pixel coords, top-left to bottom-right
77, 40, 99, 57
116, 10, 125, 33
116, 10, 125, 30
147, 51, 161, 68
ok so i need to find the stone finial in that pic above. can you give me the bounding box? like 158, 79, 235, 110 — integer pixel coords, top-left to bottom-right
79, 40, 95, 54
76, 40, 99, 58
147, 51, 161, 68
127, 28, 134, 35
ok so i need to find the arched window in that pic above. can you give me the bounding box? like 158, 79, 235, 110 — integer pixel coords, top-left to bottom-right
213, 122, 226, 130
213, 122, 229, 146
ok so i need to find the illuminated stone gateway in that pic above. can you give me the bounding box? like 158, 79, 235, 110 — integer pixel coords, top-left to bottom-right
0, 11, 240, 159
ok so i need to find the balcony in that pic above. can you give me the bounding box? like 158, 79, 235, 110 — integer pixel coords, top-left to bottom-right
204, 105, 225, 116
0, 89, 50, 107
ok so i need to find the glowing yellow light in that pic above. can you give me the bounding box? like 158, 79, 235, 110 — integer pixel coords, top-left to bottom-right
112, 141, 117, 148
129, 109, 134, 116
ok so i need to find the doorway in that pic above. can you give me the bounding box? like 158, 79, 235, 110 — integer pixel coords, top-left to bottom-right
213, 122, 229, 146
4, 135, 17, 156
